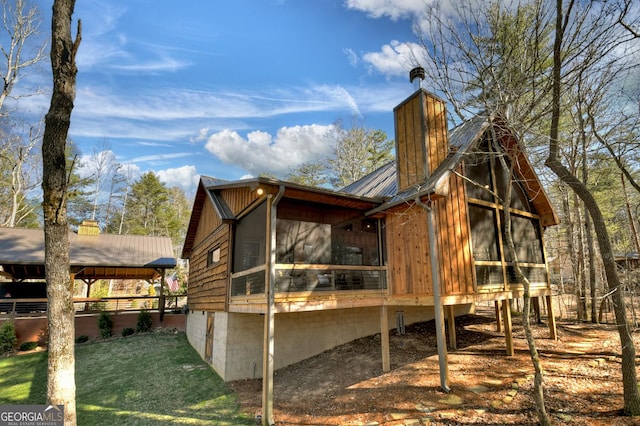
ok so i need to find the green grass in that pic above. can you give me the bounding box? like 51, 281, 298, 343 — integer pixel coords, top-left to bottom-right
0, 332, 254, 425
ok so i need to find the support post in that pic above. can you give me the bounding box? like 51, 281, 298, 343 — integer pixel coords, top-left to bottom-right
159, 272, 165, 322
494, 300, 502, 332
381, 305, 390, 372
261, 186, 283, 426
546, 295, 558, 340
502, 299, 514, 356
426, 204, 450, 392
446, 305, 457, 350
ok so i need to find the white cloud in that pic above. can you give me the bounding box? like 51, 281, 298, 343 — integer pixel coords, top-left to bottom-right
344, 0, 428, 20
362, 40, 421, 78
129, 152, 192, 164
343, 48, 359, 67
204, 124, 338, 177
157, 165, 199, 193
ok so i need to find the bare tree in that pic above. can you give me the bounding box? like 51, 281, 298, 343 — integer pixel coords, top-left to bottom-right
0, 0, 47, 115
41, 1, 80, 424
0, 124, 41, 226
546, 0, 640, 415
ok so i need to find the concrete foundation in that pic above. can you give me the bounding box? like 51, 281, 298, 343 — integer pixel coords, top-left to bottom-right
186, 303, 473, 381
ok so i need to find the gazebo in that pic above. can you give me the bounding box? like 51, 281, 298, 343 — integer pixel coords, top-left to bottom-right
0, 221, 177, 310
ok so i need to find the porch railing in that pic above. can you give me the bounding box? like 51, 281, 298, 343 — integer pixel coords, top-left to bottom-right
0, 295, 187, 317
231, 264, 387, 297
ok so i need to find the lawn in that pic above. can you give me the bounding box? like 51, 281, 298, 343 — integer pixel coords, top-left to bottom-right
0, 331, 254, 425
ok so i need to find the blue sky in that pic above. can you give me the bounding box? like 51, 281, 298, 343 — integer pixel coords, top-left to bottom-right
22, 0, 434, 196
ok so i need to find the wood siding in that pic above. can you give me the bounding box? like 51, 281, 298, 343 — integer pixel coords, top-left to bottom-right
386, 170, 474, 297
220, 187, 261, 216
187, 188, 263, 312
434, 169, 475, 295
394, 90, 448, 192
187, 224, 231, 312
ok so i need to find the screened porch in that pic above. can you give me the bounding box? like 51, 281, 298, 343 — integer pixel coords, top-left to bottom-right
230, 198, 387, 297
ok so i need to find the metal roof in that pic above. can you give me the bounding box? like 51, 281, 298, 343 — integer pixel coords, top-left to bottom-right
0, 227, 176, 281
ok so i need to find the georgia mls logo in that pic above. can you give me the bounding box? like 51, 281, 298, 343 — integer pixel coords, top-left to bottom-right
0, 404, 64, 426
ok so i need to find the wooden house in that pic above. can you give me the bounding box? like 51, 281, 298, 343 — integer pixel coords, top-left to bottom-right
181, 76, 559, 423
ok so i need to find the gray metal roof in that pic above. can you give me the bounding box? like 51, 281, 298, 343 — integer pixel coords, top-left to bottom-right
0, 227, 176, 281
340, 162, 397, 198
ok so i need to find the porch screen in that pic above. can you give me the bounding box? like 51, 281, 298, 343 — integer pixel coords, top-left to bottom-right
233, 201, 267, 272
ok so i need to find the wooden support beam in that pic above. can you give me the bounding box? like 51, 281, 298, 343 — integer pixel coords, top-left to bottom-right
380, 305, 390, 372
502, 299, 514, 356
446, 305, 456, 350
494, 300, 502, 332
546, 295, 558, 340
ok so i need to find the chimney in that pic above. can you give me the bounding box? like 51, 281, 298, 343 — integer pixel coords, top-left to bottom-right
394, 67, 449, 192
78, 219, 100, 236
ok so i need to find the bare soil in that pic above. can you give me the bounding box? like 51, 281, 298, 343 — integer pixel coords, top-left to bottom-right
229, 305, 640, 425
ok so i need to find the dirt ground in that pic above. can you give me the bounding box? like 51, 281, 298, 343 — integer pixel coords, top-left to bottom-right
229, 304, 640, 425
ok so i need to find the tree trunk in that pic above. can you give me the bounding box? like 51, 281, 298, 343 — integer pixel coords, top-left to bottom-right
498, 150, 550, 425
584, 214, 597, 323
549, 0, 640, 414
573, 195, 586, 320
42, 1, 80, 424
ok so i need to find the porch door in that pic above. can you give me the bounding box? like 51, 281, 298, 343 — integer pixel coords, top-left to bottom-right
205, 313, 214, 363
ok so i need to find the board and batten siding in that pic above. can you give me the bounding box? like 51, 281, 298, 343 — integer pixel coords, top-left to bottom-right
394, 89, 448, 193
433, 168, 475, 295
385, 170, 474, 297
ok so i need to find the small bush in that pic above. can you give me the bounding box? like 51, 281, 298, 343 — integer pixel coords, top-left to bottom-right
75, 335, 89, 344
136, 310, 152, 333
19, 341, 38, 351
121, 327, 135, 337
98, 311, 113, 338
0, 322, 17, 354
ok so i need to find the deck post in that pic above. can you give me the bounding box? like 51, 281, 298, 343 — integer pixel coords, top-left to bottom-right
380, 305, 390, 372
446, 305, 457, 350
494, 300, 502, 332
502, 299, 514, 356
546, 295, 558, 340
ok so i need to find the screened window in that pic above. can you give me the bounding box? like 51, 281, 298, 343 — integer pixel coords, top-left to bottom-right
469, 205, 500, 261
502, 213, 544, 263
233, 201, 266, 272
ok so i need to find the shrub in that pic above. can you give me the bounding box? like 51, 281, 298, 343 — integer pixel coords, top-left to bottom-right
136, 310, 152, 333
19, 341, 38, 351
121, 327, 135, 337
0, 322, 17, 354
75, 335, 89, 344
98, 311, 113, 338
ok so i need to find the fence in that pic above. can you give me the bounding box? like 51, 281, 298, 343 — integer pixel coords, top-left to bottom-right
0, 295, 187, 317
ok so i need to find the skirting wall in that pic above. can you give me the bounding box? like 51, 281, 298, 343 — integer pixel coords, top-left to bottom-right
193, 303, 473, 382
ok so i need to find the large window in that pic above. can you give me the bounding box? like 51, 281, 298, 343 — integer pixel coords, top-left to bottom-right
465, 133, 547, 288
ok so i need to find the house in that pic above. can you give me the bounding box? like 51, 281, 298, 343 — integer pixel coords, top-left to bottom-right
181, 70, 559, 424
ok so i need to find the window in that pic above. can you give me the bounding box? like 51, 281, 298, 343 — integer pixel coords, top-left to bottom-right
207, 247, 221, 267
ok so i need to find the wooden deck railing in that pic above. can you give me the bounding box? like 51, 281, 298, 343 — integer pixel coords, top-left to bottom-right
0, 295, 187, 317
